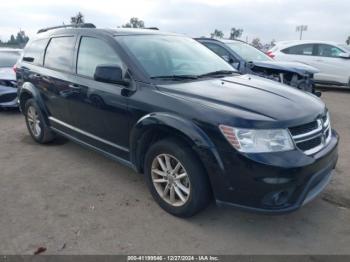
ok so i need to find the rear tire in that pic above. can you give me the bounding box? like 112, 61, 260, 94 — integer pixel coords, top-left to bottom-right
144, 138, 211, 217
24, 98, 55, 144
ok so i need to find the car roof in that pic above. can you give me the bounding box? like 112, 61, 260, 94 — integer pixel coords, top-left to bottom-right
196, 37, 248, 45
274, 40, 345, 48
34, 27, 180, 40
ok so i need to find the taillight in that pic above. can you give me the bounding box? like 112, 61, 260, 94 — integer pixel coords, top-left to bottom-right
13, 64, 17, 73
266, 51, 275, 59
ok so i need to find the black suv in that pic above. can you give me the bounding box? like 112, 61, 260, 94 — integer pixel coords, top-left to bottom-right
16, 24, 339, 217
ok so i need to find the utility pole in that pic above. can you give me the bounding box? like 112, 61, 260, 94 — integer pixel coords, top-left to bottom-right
296, 25, 308, 40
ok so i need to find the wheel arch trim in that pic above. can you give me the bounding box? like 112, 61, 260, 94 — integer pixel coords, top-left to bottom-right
19, 82, 50, 125
129, 112, 225, 174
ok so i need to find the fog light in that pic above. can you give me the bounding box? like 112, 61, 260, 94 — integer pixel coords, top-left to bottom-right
272, 191, 289, 206
262, 188, 294, 207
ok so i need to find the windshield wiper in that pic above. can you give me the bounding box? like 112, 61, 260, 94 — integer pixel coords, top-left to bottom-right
198, 70, 236, 78
150, 75, 198, 80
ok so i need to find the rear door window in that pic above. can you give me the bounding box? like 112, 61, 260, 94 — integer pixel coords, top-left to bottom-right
282, 44, 315, 56
44, 36, 76, 72
23, 39, 48, 66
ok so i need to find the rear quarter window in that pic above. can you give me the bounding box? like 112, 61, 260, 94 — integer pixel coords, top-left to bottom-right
23, 39, 49, 66
44, 36, 76, 72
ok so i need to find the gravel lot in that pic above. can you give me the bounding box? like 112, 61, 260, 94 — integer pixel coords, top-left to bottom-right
0, 90, 349, 255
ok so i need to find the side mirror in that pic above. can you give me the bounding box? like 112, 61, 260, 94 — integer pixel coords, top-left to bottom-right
94, 65, 129, 86
338, 53, 350, 59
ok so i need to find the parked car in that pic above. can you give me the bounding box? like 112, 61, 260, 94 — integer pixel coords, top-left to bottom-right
268, 40, 350, 87
196, 38, 320, 95
16, 24, 338, 217
0, 49, 21, 109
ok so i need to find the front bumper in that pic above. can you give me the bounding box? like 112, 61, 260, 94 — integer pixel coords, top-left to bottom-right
0, 86, 18, 108
210, 130, 339, 214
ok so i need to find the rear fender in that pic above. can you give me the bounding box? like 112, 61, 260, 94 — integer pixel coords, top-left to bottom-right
19, 82, 50, 125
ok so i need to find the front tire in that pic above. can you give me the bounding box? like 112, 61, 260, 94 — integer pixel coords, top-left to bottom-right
144, 138, 211, 217
24, 99, 55, 144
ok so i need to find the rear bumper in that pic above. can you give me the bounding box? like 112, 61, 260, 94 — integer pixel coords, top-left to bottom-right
206, 130, 339, 214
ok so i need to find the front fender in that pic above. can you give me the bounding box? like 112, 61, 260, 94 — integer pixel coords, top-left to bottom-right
129, 112, 224, 173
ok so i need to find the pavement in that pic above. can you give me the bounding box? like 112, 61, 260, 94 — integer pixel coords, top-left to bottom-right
0, 89, 349, 255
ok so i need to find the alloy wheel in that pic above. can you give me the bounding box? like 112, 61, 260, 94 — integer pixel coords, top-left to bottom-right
27, 106, 41, 137
151, 154, 191, 207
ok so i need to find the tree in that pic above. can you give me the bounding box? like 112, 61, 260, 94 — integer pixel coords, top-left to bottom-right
229, 28, 243, 40
0, 30, 29, 48
251, 38, 263, 50
71, 12, 85, 25
346, 36, 350, 45
16, 30, 29, 45
8, 35, 16, 45
122, 17, 145, 28
270, 39, 276, 47
210, 29, 224, 39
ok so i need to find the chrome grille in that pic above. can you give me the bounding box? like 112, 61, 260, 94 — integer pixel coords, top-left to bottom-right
289, 113, 331, 155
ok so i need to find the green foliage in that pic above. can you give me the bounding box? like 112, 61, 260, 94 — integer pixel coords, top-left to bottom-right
71, 12, 85, 25
122, 17, 145, 28
210, 29, 224, 39
251, 38, 263, 50
346, 36, 350, 45
229, 28, 243, 40
0, 30, 29, 48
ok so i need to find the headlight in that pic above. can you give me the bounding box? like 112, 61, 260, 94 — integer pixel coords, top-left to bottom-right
219, 125, 294, 153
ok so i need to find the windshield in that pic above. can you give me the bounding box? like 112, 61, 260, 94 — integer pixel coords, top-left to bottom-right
117, 35, 234, 78
226, 42, 272, 62
0, 51, 21, 67
338, 44, 350, 52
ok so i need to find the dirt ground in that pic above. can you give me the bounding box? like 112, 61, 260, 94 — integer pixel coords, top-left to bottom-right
0, 89, 349, 255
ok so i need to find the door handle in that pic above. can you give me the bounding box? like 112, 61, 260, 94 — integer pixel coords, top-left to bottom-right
68, 84, 81, 90
32, 73, 41, 79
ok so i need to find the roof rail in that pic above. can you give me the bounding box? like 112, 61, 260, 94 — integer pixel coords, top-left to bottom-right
37, 23, 96, 34
145, 27, 159, 30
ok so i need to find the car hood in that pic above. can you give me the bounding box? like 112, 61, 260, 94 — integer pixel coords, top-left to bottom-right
0, 84, 17, 94
0, 67, 16, 81
251, 60, 320, 74
157, 74, 325, 128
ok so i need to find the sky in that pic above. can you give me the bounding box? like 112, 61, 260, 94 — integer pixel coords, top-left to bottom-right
0, 0, 349, 44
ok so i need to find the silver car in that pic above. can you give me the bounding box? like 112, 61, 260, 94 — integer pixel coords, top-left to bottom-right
0, 49, 21, 108
268, 41, 350, 88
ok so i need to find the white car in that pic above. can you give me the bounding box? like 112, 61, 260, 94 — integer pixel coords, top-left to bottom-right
268, 41, 350, 87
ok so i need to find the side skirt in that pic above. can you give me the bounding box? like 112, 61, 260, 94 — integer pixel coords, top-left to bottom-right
51, 127, 138, 172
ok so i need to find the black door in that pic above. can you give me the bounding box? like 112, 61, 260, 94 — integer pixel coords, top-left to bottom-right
67, 36, 130, 159
39, 36, 77, 126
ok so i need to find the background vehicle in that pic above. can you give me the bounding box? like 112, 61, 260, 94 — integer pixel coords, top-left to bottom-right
16, 25, 338, 217
268, 40, 350, 88
0, 49, 21, 109
197, 38, 320, 95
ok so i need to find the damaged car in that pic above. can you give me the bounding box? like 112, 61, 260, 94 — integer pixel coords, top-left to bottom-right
196, 38, 320, 96
0, 49, 21, 109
